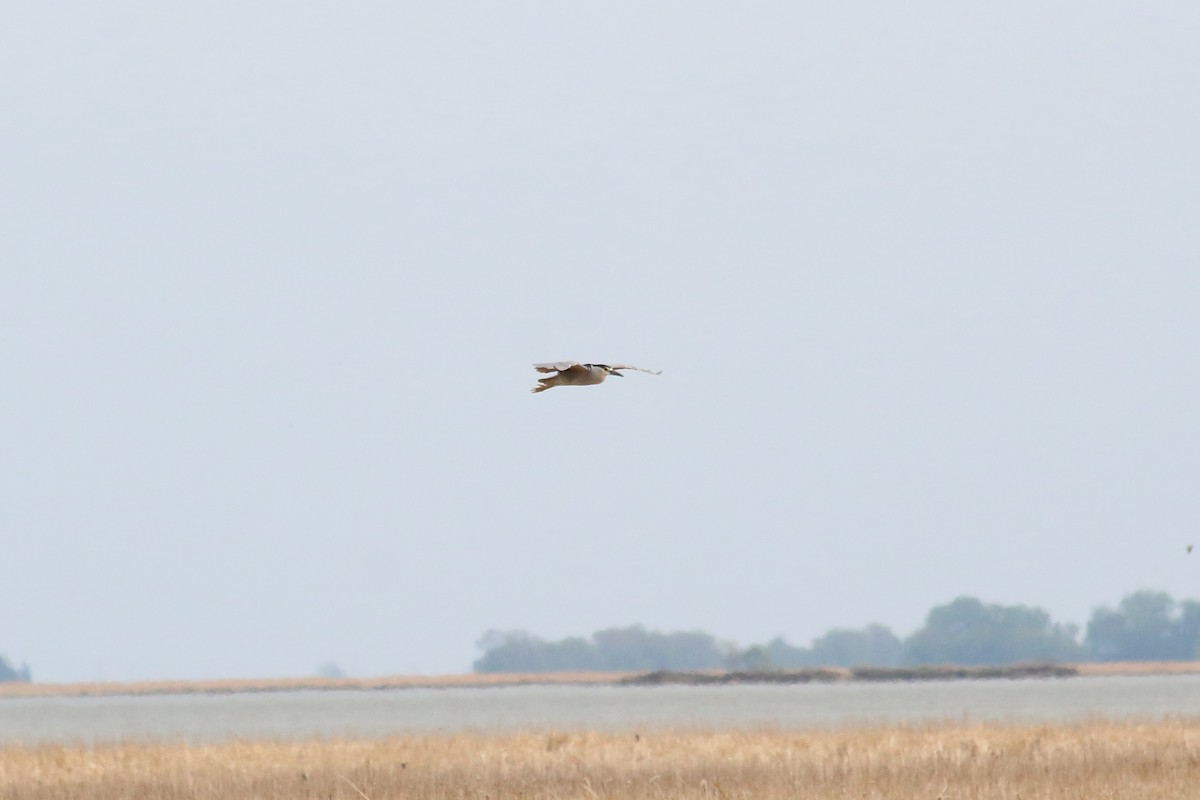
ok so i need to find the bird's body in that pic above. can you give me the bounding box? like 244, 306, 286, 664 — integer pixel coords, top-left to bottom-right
531, 361, 661, 393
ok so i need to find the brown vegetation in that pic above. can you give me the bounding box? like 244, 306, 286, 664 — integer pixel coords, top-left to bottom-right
1, 661, 1196, 700
1074, 660, 1200, 677
622, 668, 845, 685
849, 663, 1078, 681
2, 720, 1198, 799
0, 671, 633, 699
621, 663, 1078, 685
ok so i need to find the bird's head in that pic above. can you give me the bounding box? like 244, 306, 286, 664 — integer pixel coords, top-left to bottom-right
596, 365, 623, 377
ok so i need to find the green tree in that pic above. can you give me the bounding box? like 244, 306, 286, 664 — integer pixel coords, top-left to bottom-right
902, 597, 1084, 666
735, 644, 773, 670
1174, 601, 1200, 659
762, 637, 812, 668
590, 626, 730, 671
473, 630, 596, 672
0, 655, 30, 683
1085, 590, 1200, 661
473, 626, 730, 673
809, 624, 902, 667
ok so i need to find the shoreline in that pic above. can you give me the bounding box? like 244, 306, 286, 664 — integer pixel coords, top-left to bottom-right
0, 671, 633, 699
1, 660, 1198, 699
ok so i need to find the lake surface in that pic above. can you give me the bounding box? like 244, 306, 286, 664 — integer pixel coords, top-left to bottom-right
3, 675, 1198, 745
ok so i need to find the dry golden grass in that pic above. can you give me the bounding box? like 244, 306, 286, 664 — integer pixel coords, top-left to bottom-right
2, 720, 1199, 799
1074, 661, 1200, 677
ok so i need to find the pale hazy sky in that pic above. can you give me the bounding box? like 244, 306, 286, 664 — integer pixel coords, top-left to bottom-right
3, 3, 1198, 683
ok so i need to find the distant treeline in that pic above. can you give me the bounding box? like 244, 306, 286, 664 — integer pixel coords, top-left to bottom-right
0, 655, 31, 683
474, 589, 1200, 673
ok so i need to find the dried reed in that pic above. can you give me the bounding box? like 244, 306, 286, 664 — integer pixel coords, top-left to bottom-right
0, 671, 633, 699
2, 719, 1198, 800
3, 661, 1196, 700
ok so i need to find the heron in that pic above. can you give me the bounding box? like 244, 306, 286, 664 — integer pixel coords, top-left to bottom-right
531, 361, 662, 393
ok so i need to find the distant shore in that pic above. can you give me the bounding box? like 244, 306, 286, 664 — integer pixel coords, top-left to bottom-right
1, 660, 1196, 699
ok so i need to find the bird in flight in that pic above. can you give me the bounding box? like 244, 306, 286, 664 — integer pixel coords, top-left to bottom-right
531, 361, 662, 393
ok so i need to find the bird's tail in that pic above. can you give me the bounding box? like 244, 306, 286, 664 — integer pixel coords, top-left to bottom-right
531, 376, 558, 393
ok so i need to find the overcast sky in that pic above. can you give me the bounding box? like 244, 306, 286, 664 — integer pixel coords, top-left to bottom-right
3, 2, 1198, 683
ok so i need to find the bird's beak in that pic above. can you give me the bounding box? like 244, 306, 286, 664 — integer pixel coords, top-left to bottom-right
611, 371, 624, 377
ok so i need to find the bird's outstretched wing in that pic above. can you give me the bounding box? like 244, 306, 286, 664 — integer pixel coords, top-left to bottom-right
607, 364, 663, 375
533, 361, 583, 374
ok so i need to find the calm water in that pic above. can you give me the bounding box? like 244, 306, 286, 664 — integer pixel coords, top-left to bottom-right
2, 675, 1198, 745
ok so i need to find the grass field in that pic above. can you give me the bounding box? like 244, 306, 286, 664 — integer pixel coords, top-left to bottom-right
2, 719, 1198, 799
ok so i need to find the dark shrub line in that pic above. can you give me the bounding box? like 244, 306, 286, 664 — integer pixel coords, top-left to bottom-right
621, 663, 1077, 685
